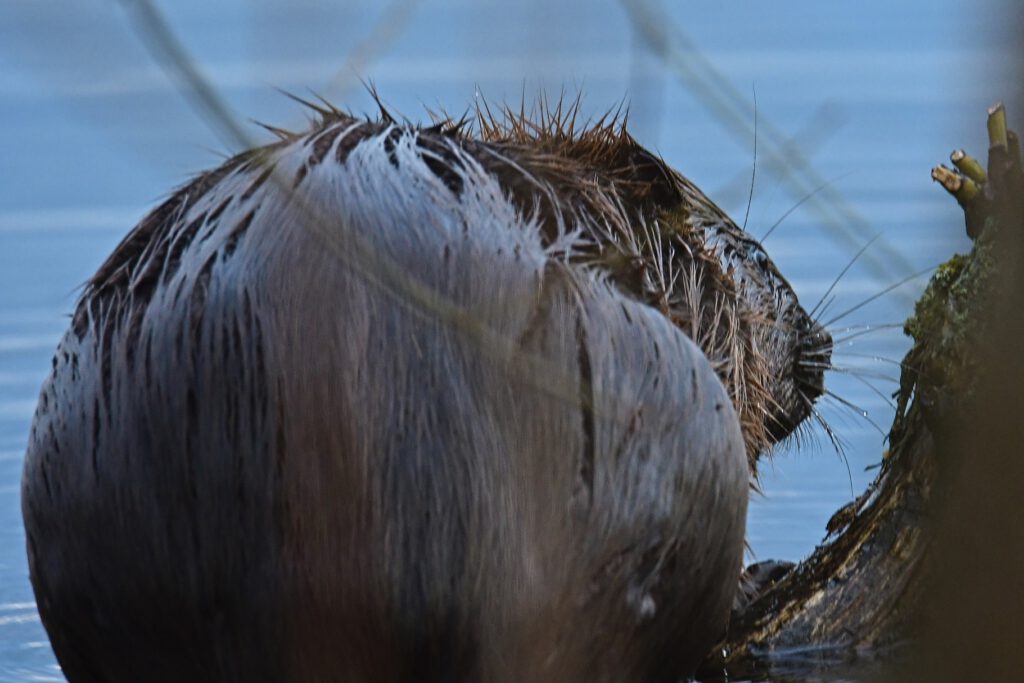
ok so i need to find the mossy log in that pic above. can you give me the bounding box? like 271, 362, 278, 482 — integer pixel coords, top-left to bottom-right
697, 104, 1024, 681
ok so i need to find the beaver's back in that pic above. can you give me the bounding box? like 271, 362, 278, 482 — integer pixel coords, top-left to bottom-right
22, 116, 747, 682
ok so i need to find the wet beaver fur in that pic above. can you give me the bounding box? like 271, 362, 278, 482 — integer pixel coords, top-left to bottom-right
22, 99, 830, 682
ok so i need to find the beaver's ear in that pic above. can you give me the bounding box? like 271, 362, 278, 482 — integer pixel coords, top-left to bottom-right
932, 102, 1024, 239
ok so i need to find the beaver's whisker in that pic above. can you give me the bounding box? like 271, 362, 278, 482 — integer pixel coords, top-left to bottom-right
833, 352, 939, 385
800, 355, 833, 369
802, 350, 835, 366
742, 86, 757, 232
832, 351, 908, 367
801, 344, 836, 361
821, 264, 939, 328
832, 333, 896, 347
827, 322, 902, 335
830, 323, 905, 346
802, 393, 839, 452
816, 295, 838, 322
790, 414, 821, 453
816, 363, 899, 385
809, 233, 882, 319
802, 396, 853, 493
824, 390, 887, 438
843, 373, 898, 410
795, 417, 817, 451
759, 171, 855, 243
837, 370, 899, 386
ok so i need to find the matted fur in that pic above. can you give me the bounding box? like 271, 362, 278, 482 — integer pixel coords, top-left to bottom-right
466, 97, 829, 466
79, 97, 828, 468
22, 98, 827, 682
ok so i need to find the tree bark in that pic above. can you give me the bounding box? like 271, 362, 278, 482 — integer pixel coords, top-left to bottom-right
698, 104, 1024, 681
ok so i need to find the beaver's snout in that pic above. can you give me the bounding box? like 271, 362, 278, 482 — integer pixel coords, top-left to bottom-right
766, 318, 832, 444
797, 321, 832, 403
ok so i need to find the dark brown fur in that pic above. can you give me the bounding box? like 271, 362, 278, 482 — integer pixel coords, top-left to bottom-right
22, 100, 828, 682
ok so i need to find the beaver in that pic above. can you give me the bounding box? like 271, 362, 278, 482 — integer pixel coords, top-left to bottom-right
21, 99, 830, 682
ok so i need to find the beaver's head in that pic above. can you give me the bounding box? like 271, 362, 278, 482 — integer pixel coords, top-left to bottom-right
667, 196, 833, 467
451, 108, 832, 471
723, 235, 832, 448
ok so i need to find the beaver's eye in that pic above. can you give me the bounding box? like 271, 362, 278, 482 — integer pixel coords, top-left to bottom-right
755, 253, 768, 268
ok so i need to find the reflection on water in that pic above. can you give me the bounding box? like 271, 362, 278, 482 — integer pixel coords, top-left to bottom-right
703, 647, 897, 683
0, 0, 1008, 679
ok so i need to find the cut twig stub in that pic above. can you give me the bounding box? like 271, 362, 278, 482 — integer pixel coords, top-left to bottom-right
932, 165, 979, 205
987, 102, 1008, 149
951, 149, 987, 184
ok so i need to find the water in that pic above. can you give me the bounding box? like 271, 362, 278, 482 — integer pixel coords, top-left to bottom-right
0, 0, 1012, 678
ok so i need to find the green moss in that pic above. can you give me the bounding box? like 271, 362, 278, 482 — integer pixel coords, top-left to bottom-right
904, 254, 966, 344
900, 219, 998, 412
